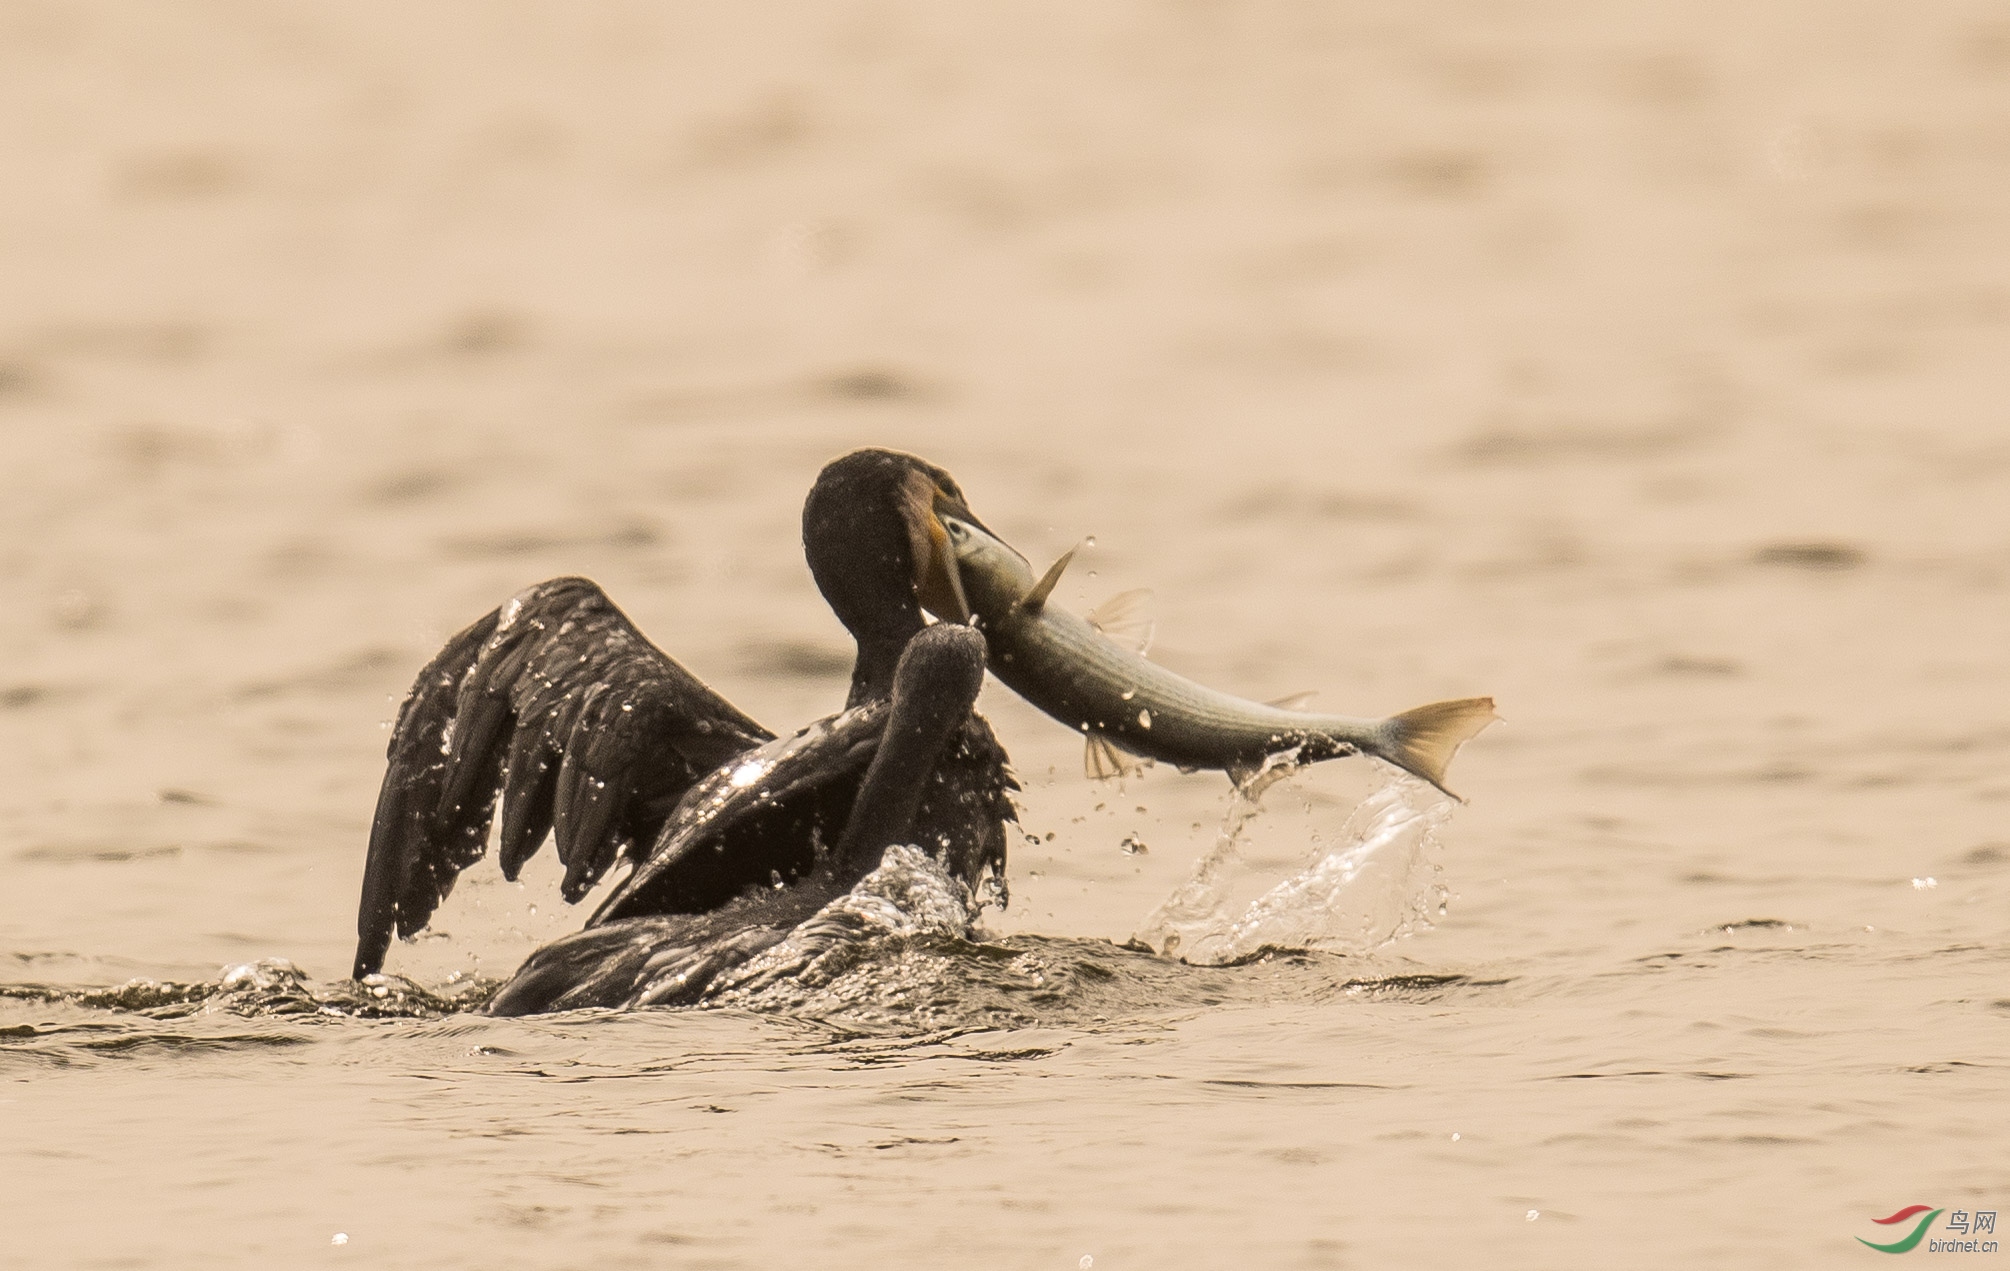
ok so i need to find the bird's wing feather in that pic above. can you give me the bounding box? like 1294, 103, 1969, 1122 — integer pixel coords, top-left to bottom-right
353, 577, 772, 977
588, 701, 888, 927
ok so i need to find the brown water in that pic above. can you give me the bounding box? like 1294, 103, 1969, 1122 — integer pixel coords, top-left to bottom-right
6, 3, 2010, 1267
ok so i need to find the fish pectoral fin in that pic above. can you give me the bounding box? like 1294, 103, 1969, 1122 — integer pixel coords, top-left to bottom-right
1264, 690, 1318, 712
1084, 732, 1148, 781
1021, 546, 1078, 613
1086, 588, 1156, 655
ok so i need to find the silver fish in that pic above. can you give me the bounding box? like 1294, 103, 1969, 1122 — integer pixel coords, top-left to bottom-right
939, 514, 1497, 797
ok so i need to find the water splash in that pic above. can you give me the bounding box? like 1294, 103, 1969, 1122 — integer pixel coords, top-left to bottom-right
0, 958, 494, 1020
707, 843, 977, 1013
1131, 760, 1454, 966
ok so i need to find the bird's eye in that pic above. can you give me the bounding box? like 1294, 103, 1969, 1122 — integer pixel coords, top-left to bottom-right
944, 519, 970, 541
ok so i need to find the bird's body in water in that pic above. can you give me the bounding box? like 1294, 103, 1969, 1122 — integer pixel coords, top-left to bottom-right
485, 622, 995, 1015
353, 450, 1017, 1014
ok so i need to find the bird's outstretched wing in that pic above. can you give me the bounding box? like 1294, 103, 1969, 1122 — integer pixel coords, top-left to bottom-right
354, 577, 773, 977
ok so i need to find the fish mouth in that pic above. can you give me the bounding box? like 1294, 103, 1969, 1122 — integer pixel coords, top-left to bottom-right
900, 467, 997, 624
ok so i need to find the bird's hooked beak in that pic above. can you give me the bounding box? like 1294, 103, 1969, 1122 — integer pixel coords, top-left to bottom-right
900, 466, 981, 624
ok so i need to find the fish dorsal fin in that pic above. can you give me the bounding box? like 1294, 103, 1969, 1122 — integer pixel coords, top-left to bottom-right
1087, 588, 1156, 656
1265, 690, 1318, 712
1021, 546, 1078, 613
1084, 732, 1147, 781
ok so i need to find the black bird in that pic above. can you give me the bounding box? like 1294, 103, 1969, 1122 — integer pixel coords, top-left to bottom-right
352, 449, 1018, 1013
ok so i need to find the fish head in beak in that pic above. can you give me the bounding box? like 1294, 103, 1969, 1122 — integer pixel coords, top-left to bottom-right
899, 464, 990, 624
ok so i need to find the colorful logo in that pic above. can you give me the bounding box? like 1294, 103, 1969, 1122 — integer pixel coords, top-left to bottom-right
1860, 1207, 1944, 1254
1858, 1206, 1999, 1255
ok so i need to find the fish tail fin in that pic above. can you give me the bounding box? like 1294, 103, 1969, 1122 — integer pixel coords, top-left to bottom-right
1374, 697, 1498, 800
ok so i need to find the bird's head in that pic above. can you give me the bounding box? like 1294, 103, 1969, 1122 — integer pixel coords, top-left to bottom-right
801, 448, 994, 698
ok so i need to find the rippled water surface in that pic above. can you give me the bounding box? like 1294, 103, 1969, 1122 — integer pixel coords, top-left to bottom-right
7, 3, 2010, 1267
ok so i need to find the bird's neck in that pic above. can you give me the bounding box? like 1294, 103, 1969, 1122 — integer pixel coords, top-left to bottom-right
846, 633, 913, 707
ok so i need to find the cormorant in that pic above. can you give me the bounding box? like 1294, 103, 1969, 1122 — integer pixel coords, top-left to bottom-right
351, 449, 1018, 1013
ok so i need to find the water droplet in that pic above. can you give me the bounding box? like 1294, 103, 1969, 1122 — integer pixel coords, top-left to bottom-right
1526, 1210, 1540, 1222
331, 1233, 349, 1246
1137, 708, 1152, 730
1085, 537, 1096, 548
1451, 1132, 1460, 1141
1120, 688, 1135, 700
1911, 876, 1938, 890
1080, 1257, 1094, 1270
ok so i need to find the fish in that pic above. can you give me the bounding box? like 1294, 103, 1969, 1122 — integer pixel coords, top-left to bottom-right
937, 514, 1497, 797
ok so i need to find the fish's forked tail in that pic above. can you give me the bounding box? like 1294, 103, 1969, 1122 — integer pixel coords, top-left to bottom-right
1372, 697, 1499, 800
